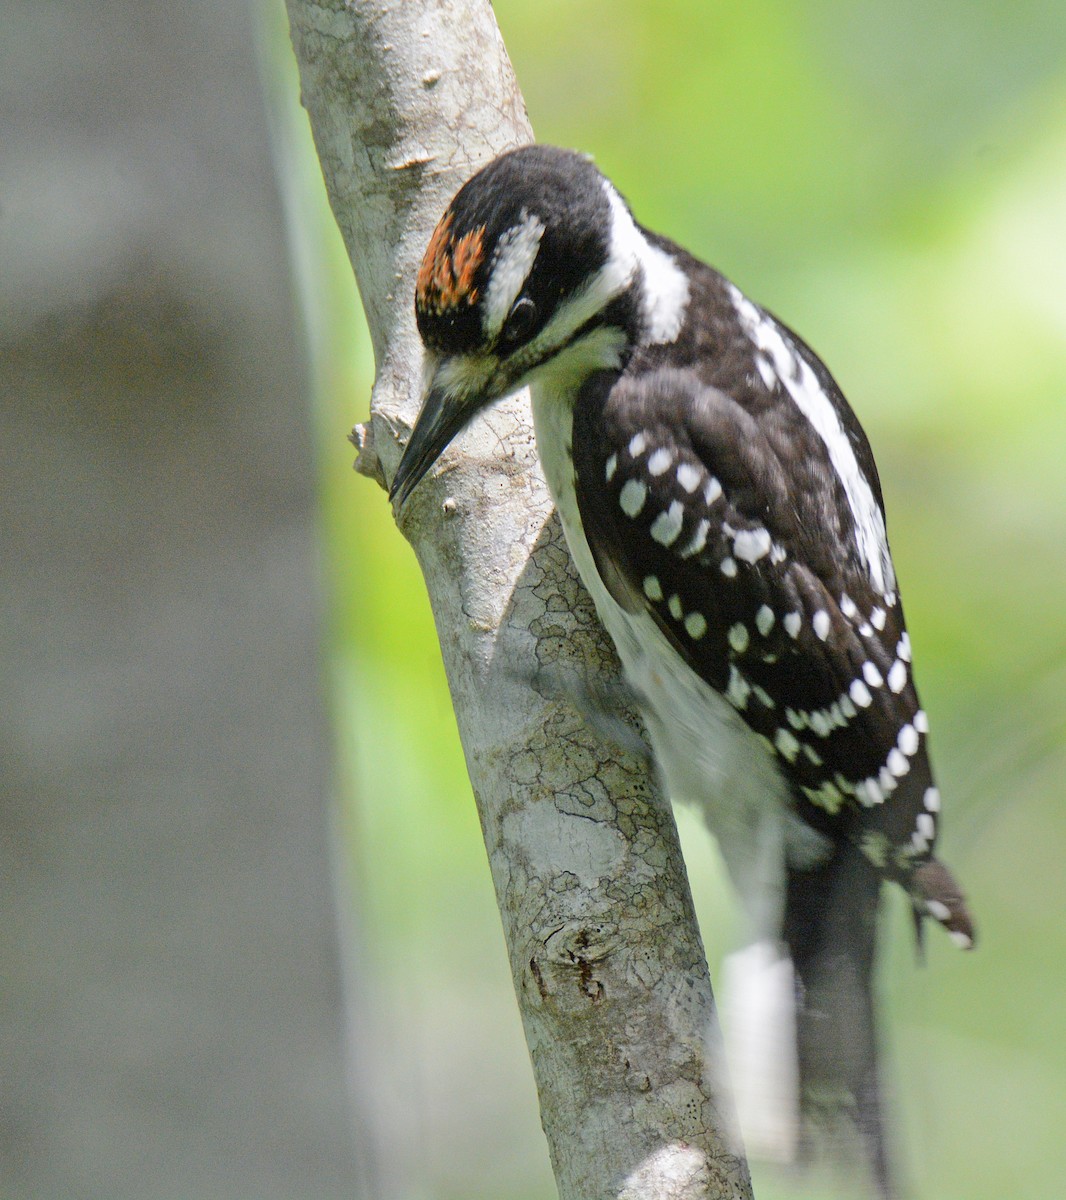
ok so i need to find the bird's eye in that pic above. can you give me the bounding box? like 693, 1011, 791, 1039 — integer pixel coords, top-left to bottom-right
502, 296, 538, 344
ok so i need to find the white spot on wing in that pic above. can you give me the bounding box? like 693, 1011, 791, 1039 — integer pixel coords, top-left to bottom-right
605, 453, 618, 482
887, 659, 907, 693
619, 478, 647, 517
647, 447, 673, 476
684, 611, 707, 639
887, 748, 909, 778
704, 476, 723, 506
849, 678, 872, 708
733, 527, 772, 564
728, 623, 749, 654
774, 728, 800, 762
650, 501, 685, 545
720, 556, 738, 577
898, 723, 919, 756
812, 610, 831, 641
628, 431, 648, 458
678, 518, 710, 559
643, 575, 663, 601
726, 665, 751, 708
862, 661, 883, 688
668, 593, 683, 620
676, 462, 702, 493
783, 612, 801, 639
755, 605, 775, 637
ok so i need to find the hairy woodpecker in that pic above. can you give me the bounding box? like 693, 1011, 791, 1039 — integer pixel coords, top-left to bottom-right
390, 145, 974, 1194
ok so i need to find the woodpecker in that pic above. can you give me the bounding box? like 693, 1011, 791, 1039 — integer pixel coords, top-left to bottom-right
390, 145, 974, 1195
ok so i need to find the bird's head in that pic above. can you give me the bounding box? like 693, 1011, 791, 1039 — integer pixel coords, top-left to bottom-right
389, 145, 689, 508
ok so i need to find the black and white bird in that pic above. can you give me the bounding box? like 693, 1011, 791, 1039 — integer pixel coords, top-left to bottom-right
390, 145, 974, 1195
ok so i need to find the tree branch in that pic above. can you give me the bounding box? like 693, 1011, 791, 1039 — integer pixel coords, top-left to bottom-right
285, 2, 752, 1196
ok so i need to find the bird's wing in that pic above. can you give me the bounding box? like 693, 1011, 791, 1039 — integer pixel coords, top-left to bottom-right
571, 327, 970, 945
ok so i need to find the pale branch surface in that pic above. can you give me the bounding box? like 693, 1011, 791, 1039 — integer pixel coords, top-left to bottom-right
285, 2, 752, 1195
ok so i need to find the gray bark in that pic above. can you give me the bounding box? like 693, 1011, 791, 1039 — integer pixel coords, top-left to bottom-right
0, 3, 367, 1198
285, 2, 752, 1197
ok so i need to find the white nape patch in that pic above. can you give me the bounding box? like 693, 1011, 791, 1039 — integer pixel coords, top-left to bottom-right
643, 575, 663, 602
887, 659, 907, 694
619, 478, 647, 517
629, 431, 648, 458
914, 709, 929, 734
684, 611, 708, 640
605, 453, 618, 481
862, 661, 883, 688
898, 723, 919, 756
849, 678, 873, 708
647, 447, 673, 476
678, 518, 710, 559
924, 786, 941, 812
676, 462, 702, 493
720, 556, 738, 578
650, 501, 685, 546
483, 210, 546, 337
783, 612, 801, 639
721, 941, 799, 1164
755, 605, 775, 637
728, 623, 750, 654
812, 610, 831, 641
603, 181, 690, 344
733, 527, 772, 564
704, 476, 723, 506
728, 284, 894, 594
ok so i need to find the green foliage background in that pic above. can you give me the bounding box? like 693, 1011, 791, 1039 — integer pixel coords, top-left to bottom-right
292, 4, 1066, 1196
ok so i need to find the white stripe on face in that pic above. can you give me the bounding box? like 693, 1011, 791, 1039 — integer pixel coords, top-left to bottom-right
482, 210, 546, 339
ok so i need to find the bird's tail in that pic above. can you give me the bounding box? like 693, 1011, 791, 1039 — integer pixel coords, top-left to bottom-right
782, 839, 894, 1198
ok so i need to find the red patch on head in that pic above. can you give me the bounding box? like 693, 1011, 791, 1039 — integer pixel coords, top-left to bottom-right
416, 210, 486, 316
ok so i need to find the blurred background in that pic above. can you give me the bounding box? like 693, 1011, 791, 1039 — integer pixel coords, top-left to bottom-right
2, 1, 1064, 1198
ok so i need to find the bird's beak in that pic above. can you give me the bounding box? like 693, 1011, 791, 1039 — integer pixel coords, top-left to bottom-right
390, 354, 500, 510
